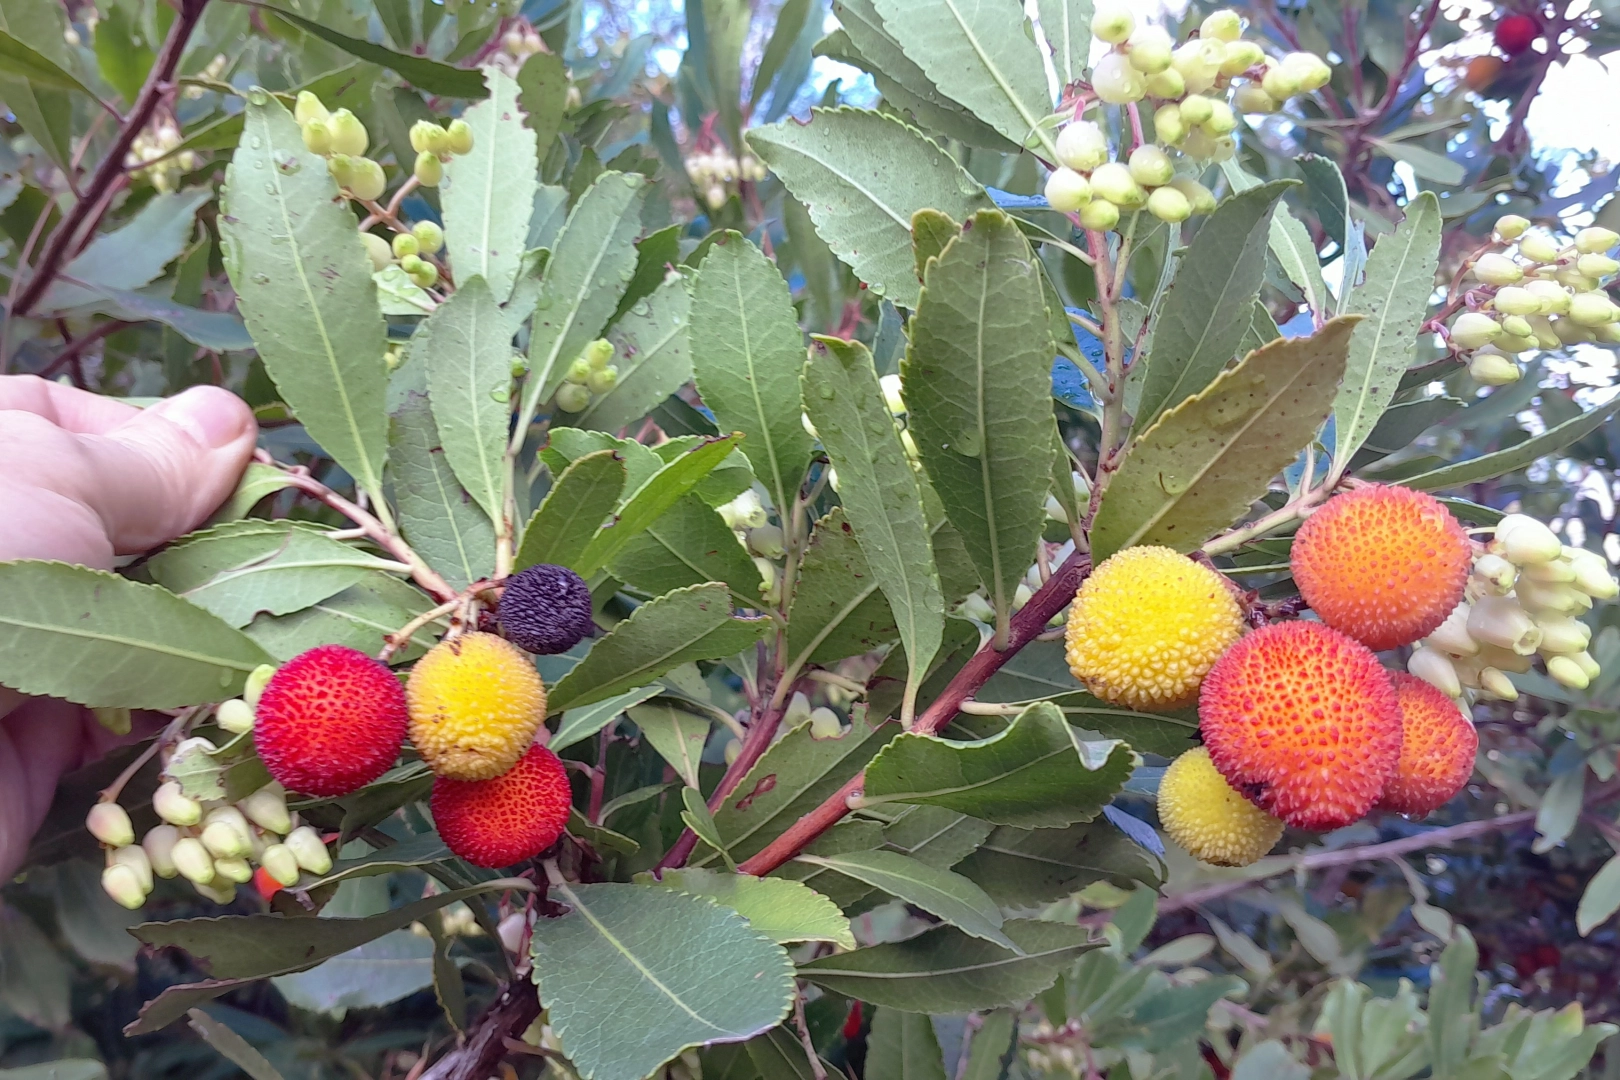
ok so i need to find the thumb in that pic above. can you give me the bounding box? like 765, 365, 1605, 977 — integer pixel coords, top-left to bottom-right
79, 386, 258, 555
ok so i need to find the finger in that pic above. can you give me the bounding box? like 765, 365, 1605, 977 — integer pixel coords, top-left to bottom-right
69, 385, 259, 555
0, 374, 142, 434
0, 698, 85, 883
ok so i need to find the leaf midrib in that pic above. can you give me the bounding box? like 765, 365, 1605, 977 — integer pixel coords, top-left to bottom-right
806, 939, 1080, 979
0, 613, 262, 670
1336, 200, 1429, 459
937, 0, 1055, 156
579, 296, 687, 426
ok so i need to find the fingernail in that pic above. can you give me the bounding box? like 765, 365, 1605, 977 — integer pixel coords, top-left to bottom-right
148, 387, 252, 449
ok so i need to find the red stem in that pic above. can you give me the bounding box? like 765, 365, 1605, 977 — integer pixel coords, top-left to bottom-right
656, 690, 787, 872
736, 549, 1092, 877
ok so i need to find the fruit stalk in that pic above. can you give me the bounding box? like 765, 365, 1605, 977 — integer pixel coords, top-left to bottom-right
735, 547, 1092, 877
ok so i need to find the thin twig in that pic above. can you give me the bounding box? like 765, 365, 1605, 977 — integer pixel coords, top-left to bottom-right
793, 994, 828, 1080
36, 320, 130, 380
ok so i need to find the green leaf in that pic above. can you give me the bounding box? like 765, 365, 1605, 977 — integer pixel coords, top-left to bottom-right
92, 6, 151, 104
631, 700, 711, 788
903, 209, 1056, 638
542, 429, 665, 498
0, 904, 71, 1029
690, 233, 813, 517
550, 685, 664, 752
414, 276, 514, 521
0, 2, 75, 169
387, 363, 497, 591
271, 929, 437, 1014
961, 1011, 1018, 1080
1401, 393, 1620, 492
747, 108, 993, 309
701, 712, 898, 867
0, 28, 96, 95
881, 805, 993, 869
863, 701, 1133, 827
220, 93, 389, 501
0, 562, 274, 708
955, 820, 1163, 906
0, 1064, 108, 1080
522, 172, 648, 418
1368, 136, 1467, 186
681, 786, 738, 870
1577, 854, 1620, 935
786, 506, 900, 667
575, 275, 693, 433
655, 868, 855, 949
530, 881, 796, 1080
1297, 153, 1350, 250
870, 0, 1056, 157
244, 574, 438, 662
799, 920, 1094, 1012
294, 832, 453, 891
517, 51, 569, 163
1036, 0, 1092, 87
867, 1008, 948, 1080
73, 285, 253, 351
576, 434, 743, 575
1090, 316, 1360, 559
610, 494, 759, 605
40, 188, 213, 312
1330, 191, 1442, 472
548, 584, 770, 713
797, 849, 1014, 949
165, 731, 271, 803
187, 1008, 285, 1080
146, 521, 403, 628
253, 5, 488, 97
1269, 203, 1328, 316
207, 463, 296, 525
803, 336, 943, 719
516, 448, 627, 572
1134, 180, 1294, 430
442, 69, 538, 302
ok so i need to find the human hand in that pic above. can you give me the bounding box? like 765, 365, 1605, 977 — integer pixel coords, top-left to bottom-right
0, 375, 257, 882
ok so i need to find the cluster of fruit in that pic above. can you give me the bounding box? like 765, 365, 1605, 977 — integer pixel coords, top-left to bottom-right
553, 338, 622, 413
293, 91, 472, 202
490, 20, 546, 76
1042, 5, 1329, 229
123, 116, 198, 193
683, 146, 768, 211
1409, 514, 1616, 700
717, 488, 787, 604
1446, 218, 1620, 385
90, 565, 603, 907
1063, 484, 1616, 869
360, 219, 446, 290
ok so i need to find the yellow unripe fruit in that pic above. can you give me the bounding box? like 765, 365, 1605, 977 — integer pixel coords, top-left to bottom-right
1158, 747, 1283, 867
1044, 167, 1092, 213
1065, 546, 1244, 710
1079, 198, 1120, 232
407, 632, 547, 781
1092, 1, 1134, 44
1153, 103, 1185, 145
1178, 95, 1214, 127
1147, 185, 1191, 223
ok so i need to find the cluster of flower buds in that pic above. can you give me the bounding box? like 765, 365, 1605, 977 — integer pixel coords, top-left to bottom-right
489, 21, 545, 76
124, 117, 198, 193
552, 338, 620, 413
1043, 6, 1329, 231
360, 220, 446, 290
684, 147, 767, 211
1408, 514, 1618, 703
1444, 217, 1620, 384
407, 117, 475, 188
715, 489, 783, 602
783, 691, 846, 739
89, 666, 336, 909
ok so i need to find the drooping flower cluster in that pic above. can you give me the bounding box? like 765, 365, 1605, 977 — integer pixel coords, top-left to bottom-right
685, 147, 768, 211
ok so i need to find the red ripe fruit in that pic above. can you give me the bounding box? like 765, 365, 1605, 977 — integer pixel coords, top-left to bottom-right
1378, 673, 1479, 817
432, 744, 572, 868
1290, 484, 1471, 651
1494, 14, 1539, 57
1199, 621, 1403, 831
254, 645, 408, 797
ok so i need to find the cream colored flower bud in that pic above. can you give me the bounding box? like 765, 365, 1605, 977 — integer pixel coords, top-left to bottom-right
1568, 550, 1619, 600
1128, 145, 1173, 188
1126, 25, 1173, 73
1409, 646, 1463, 698
261, 844, 301, 887
1494, 514, 1563, 565
194, 880, 237, 904
1536, 614, 1591, 655
1472, 253, 1523, 286
360, 231, 392, 272
1281, 51, 1332, 91
216, 697, 255, 735
245, 667, 276, 713
1522, 557, 1576, 584
1577, 253, 1618, 279
1469, 350, 1520, 385
87, 802, 135, 848
1450, 312, 1502, 350
172, 837, 216, 884
784, 691, 812, 727
201, 807, 252, 859
1202, 99, 1237, 136
1518, 232, 1562, 264
1570, 292, 1617, 327
1092, 53, 1147, 103
1169, 178, 1217, 215
1428, 602, 1479, 656
301, 119, 333, 155
102, 864, 147, 910
1173, 41, 1224, 93
113, 844, 154, 893
239, 785, 291, 835
748, 524, 785, 559
1527, 316, 1560, 349
879, 373, 906, 415
1178, 95, 1214, 126
1555, 317, 1593, 345
1090, 162, 1145, 208
807, 707, 843, 740
1467, 595, 1542, 654
1575, 227, 1619, 254
144, 825, 181, 878
1493, 286, 1542, 316
1044, 167, 1092, 213
959, 593, 996, 623
328, 108, 368, 157
1092, 2, 1134, 43
1220, 40, 1266, 77
1472, 552, 1518, 594
722, 737, 741, 765
1144, 68, 1185, 99
214, 857, 254, 884
294, 91, 330, 127
1499, 315, 1533, 340
1055, 121, 1109, 172
1547, 654, 1590, 690
1260, 66, 1299, 100
1556, 267, 1598, 291
286, 826, 333, 875
1152, 103, 1185, 146
1147, 186, 1191, 223
1573, 651, 1602, 681
1080, 199, 1120, 231
1201, 9, 1242, 41
1514, 578, 1587, 616
1526, 279, 1572, 314
1493, 215, 1530, 241
1479, 666, 1519, 701
1233, 84, 1278, 113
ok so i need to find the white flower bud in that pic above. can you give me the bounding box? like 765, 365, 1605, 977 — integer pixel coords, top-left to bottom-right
1089, 162, 1145, 208
1521, 557, 1576, 584
1556, 267, 1598, 291
1144, 68, 1186, 99
1576, 227, 1619, 255
1514, 577, 1588, 616
1260, 65, 1299, 100
112, 844, 154, 893
1536, 614, 1591, 655
1468, 350, 1520, 386
1567, 550, 1619, 600
723, 737, 742, 765
784, 691, 812, 727
1220, 40, 1266, 77
1555, 317, 1593, 345
1479, 666, 1519, 701
801, 412, 819, 440
1527, 315, 1560, 349
1281, 51, 1332, 91
1152, 103, 1185, 145
1055, 121, 1108, 172
256, 844, 297, 888
1200, 9, 1242, 41
87, 803, 135, 848
1233, 84, 1278, 113
1493, 215, 1529, 241
878, 373, 905, 414
102, 863, 148, 910
747, 524, 785, 559
1408, 646, 1462, 697
807, 707, 843, 740
153, 780, 203, 827
213, 857, 254, 884
172, 837, 216, 884
1517, 232, 1562, 264
201, 807, 252, 859
1125, 25, 1173, 74
1467, 595, 1542, 654
285, 826, 333, 875
754, 556, 778, 595
1092, 2, 1134, 43
1493, 286, 1542, 316
1044, 166, 1092, 213
1573, 651, 1602, 681
1577, 253, 1619, 279
239, 785, 291, 835
1546, 654, 1590, 690
1173, 41, 1225, 94
1427, 602, 1479, 656
1524, 279, 1571, 314
144, 825, 181, 878
1472, 253, 1523, 286
1079, 199, 1120, 231
1092, 53, 1146, 103
1147, 186, 1191, 223
959, 593, 996, 623
1127, 145, 1173, 188
1569, 292, 1617, 327
717, 489, 767, 531
1472, 552, 1517, 594
194, 880, 237, 905
1169, 178, 1217, 215
1494, 514, 1563, 565
216, 698, 255, 735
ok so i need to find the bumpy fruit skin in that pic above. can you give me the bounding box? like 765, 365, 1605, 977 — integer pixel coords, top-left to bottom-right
1290, 484, 1471, 651
498, 564, 596, 655
1377, 674, 1478, 817
407, 632, 547, 780
1494, 13, 1538, 57
1199, 621, 1402, 831
254, 645, 408, 797
1065, 546, 1244, 711
432, 744, 572, 867
1158, 747, 1284, 867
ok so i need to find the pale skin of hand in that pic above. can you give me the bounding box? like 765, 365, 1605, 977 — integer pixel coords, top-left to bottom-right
0, 375, 257, 883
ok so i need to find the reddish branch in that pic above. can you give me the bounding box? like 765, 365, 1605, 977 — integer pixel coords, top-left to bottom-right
735, 548, 1092, 877
12, 0, 211, 318
418, 983, 542, 1080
